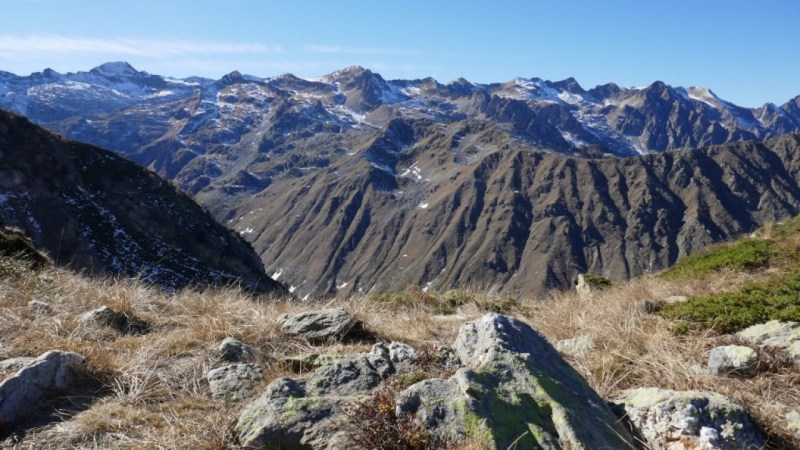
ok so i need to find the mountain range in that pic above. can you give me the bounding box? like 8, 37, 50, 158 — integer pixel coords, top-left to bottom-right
2, 62, 800, 297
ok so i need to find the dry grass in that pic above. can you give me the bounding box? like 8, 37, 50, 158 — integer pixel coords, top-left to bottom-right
0, 257, 798, 448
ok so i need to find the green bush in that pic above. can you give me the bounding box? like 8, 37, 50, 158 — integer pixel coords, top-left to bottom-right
660, 238, 779, 279
582, 273, 612, 290
659, 272, 800, 333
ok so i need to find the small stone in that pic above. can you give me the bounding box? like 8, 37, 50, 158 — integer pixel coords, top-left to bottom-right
389, 342, 418, 365
555, 334, 595, 357
27, 300, 52, 314
219, 337, 257, 363
787, 410, 800, 436
665, 295, 688, 303
575, 274, 591, 296
207, 363, 262, 403
707, 345, 758, 376
278, 308, 356, 341
79, 305, 149, 334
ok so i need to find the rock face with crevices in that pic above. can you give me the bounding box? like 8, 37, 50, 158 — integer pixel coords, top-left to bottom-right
612, 387, 765, 450
235, 343, 394, 449
396, 313, 636, 449
207, 363, 262, 403
0, 351, 86, 427
707, 345, 758, 376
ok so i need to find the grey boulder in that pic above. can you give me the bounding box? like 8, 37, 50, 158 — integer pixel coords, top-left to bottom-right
707, 345, 758, 376
396, 313, 636, 449
207, 363, 262, 403
612, 387, 765, 449
236, 343, 394, 449
0, 351, 87, 426
278, 308, 356, 341
218, 337, 257, 363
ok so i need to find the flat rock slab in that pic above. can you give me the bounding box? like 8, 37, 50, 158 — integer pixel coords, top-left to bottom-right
278, 308, 356, 340
612, 387, 765, 450
707, 345, 758, 376
737, 320, 800, 366
0, 351, 86, 426
236, 344, 394, 449
397, 313, 636, 449
207, 363, 262, 403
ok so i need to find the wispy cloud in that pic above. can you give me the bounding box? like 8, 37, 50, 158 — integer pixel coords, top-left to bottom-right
0, 34, 282, 59
303, 44, 425, 57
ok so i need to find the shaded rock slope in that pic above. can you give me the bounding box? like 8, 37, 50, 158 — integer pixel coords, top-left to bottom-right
0, 110, 282, 292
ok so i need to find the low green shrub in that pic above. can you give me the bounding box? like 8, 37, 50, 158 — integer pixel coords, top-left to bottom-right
660, 238, 779, 279
659, 272, 800, 333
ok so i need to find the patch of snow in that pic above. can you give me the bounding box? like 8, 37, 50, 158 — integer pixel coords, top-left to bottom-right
418, 202, 429, 209
240, 227, 254, 235
289, 285, 297, 293
271, 269, 284, 280
336, 281, 348, 289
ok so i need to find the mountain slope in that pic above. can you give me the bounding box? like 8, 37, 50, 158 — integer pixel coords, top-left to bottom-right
0, 109, 282, 292
229, 131, 800, 297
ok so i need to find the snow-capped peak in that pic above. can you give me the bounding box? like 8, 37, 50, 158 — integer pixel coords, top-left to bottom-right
90, 61, 140, 78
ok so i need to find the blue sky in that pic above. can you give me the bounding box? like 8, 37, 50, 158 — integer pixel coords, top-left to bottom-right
1, 0, 798, 107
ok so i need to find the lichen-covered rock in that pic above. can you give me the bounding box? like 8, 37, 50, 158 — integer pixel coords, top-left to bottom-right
278, 308, 355, 341
737, 320, 800, 366
555, 334, 595, 357
612, 387, 765, 449
207, 363, 262, 403
389, 342, 418, 365
0, 351, 86, 426
707, 345, 758, 376
236, 343, 394, 449
397, 313, 636, 449
218, 337, 257, 363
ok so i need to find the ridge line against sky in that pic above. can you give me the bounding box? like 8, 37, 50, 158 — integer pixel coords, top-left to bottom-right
0, 0, 798, 107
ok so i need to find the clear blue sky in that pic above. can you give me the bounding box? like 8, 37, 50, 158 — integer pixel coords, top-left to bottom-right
1, 0, 797, 107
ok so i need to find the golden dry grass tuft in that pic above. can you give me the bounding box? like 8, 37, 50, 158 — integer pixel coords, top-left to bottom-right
0, 253, 797, 448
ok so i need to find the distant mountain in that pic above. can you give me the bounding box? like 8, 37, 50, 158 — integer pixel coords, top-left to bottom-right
2, 63, 800, 296
0, 109, 283, 292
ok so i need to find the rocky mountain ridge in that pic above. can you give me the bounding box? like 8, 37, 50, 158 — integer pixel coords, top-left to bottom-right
0, 109, 283, 292
4, 63, 800, 297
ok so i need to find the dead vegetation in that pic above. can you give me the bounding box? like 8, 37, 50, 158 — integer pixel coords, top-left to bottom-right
0, 249, 797, 448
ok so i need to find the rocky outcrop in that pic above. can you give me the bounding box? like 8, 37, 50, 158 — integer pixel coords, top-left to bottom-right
612, 387, 765, 450
707, 345, 758, 376
278, 308, 358, 341
397, 314, 636, 449
207, 363, 262, 403
236, 344, 394, 449
0, 351, 87, 427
